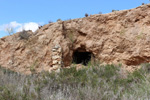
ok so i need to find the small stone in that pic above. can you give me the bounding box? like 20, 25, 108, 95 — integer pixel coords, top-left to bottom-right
8, 60, 13, 64
55, 68, 60, 73
49, 69, 52, 73
52, 60, 58, 64
52, 51, 59, 55
52, 48, 56, 51
53, 65, 60, 70
58, 48, 61, 52
52, 55, 60, 59
58, 61, 62, 64
54, 45, 60, 49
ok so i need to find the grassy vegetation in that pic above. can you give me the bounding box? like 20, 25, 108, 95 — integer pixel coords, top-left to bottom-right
0, 63, 150, 100
19, 30, 31, 40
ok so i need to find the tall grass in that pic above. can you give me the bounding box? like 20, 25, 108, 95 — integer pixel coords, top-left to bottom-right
0, 63, 150, 100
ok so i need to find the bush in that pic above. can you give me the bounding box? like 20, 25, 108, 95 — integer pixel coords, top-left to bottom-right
48, 20, 53, 23
112, 9, 119, 12
85, 13, 88, 17
19, 30, 31, 40
57, 19, 62, 22
1, 64, 150, 99
99, 12, 102, 14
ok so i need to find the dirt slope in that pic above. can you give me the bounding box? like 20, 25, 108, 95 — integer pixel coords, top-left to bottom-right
1, 4, 150, 74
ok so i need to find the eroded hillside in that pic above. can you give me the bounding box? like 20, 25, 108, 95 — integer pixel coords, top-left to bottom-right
1, 4, 150, 74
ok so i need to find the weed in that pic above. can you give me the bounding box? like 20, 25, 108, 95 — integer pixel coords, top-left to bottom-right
19, 30, 30, 40
0, 64, 150, 99
136, 32, 143, 40
85, 13, 88, 17
112, 9, 119, 12
136, 35, 142, 39
120, 29, 126, 35
99, 12, 102, 14
66, 29, 75, 43
30, 60, 39, 73
5, 26, 14, 36
48, 20, 53, 23
57, 19, 62, 22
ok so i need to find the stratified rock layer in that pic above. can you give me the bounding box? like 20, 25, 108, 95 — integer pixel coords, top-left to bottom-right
1, 4, 150, 74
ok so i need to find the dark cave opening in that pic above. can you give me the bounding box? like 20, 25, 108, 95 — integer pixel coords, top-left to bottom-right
72, 51, 92, 66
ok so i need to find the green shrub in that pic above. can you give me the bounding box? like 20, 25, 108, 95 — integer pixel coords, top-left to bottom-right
112, 9, 119, 12
57, 19, 62, 22
85, 13, 88, 17
1, 64, 150, 99
19, 30, 31, 40
0, 86, 18, 100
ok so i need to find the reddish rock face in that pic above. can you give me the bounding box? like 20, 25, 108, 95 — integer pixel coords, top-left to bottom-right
1, 4, 150, 73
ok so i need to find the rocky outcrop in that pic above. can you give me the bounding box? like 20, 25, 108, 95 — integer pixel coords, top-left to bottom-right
50, 44, 62, 72
1, 4, 150, 74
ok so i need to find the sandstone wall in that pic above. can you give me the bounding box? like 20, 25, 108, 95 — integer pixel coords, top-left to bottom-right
50, 44, 62, 72
0, 4, 150, 73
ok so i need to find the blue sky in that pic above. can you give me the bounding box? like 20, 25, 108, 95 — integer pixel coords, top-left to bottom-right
0, 0, 149, 38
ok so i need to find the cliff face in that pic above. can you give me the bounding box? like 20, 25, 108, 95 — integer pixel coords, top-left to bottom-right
1, 4, 150, 74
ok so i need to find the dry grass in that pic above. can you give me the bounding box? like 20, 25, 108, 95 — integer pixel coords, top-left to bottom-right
0, 63, 150, 100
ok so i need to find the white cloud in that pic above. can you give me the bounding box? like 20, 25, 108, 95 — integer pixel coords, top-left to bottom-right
0, 25, 3, 31
0, 21, 39, 33
8, 21, 21, 28
16, 22, 39, 32
0, 21, 21, 31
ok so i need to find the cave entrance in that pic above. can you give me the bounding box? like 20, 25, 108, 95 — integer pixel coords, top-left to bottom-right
72, 50, 92, 66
